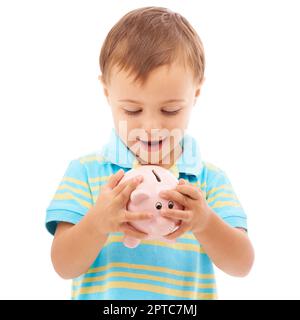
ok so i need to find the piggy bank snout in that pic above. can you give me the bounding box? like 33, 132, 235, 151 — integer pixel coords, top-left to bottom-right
130, 189, 150, 204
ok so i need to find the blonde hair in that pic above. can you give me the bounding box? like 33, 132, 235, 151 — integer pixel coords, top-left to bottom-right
99, 6, 205, 87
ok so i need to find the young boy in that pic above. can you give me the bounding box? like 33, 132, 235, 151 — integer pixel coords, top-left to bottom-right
46, 6, 254, 300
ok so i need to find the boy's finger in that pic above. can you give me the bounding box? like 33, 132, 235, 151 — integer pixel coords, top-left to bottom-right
164, 222, 189, 240
112, 180, 129, 195
161, 208, 191, 221
175, 184, 202, 200
106, 169, 124, 190
121, 210, 153, 223
115, 177, 143, 205
178, 178, 187, 185
159, 189, 188, 207
120, 222, 148, 240
113, 175, 143, 196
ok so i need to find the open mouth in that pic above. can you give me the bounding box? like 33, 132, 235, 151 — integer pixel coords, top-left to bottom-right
138, 138, 164, 144
138, 137, 166, 152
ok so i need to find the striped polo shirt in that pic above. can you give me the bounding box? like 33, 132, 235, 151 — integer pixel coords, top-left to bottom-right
45, 127, 247, 300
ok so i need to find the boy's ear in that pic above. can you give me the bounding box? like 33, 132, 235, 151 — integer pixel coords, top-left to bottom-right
193, 85, 201, 106
98, 74, 106, 88
193, 77, 205, 106
98, 74, 109, 99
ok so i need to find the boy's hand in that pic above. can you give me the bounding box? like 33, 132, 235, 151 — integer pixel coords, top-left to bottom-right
92, 169, 153, 239
159, 179, 212, 239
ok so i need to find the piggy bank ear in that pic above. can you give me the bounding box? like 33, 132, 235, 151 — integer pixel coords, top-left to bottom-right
130, 189, 150, 204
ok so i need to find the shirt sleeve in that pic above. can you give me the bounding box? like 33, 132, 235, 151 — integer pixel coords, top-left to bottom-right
45, 159, 93, 235
205, 169, 247, 230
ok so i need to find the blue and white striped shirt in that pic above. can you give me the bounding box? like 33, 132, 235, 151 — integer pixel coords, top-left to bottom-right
46, 127, 247, 300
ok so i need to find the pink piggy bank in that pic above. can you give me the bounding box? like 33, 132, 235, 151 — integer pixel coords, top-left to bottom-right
119, 165, 183, 248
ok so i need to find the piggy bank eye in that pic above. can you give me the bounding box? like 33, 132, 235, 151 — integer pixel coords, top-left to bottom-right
155, 202, 162, 210
168, 201, 174, 209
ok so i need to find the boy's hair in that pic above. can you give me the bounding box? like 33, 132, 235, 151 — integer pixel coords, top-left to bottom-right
99, 6, 205, 87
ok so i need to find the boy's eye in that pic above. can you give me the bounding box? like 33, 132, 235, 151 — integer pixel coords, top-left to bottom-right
123, 109, 181, 116
124, 110, 141, 115
162, 109, 180, 115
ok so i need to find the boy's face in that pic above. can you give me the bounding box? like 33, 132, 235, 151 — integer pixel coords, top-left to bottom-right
99, 63, 202, 168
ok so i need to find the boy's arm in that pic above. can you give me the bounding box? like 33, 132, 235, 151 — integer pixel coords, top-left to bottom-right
51, 208, 109, 280
159, 181, 254, 277
193, 209, 254, 277
50, 172, 151, 280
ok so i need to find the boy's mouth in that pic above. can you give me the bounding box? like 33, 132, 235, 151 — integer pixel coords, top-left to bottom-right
137, 137, 166, 152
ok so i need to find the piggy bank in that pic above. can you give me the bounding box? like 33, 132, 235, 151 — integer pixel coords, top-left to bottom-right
119, 165, 183, 248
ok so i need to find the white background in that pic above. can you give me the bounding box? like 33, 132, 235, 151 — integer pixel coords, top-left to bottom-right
0, 0, 299, 299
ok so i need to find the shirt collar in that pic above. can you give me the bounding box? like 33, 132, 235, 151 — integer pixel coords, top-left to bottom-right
101, 127, 202, 178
